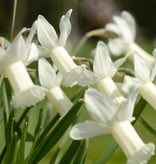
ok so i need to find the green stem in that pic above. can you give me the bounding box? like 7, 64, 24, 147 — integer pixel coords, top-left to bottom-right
72, 35, 88, 56
10, 0, 18, 40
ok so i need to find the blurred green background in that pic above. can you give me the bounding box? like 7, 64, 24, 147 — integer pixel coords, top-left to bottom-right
0, 0, 156, 163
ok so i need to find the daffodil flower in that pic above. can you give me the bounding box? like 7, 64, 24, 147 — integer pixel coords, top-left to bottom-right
70, 88, 155, 164
38, 58, 73, 116
37, 9, 96, 87
0, 25, 46, 108
123, 51, 156, 110
93, 41, 127, 105
106, 11, 154, 64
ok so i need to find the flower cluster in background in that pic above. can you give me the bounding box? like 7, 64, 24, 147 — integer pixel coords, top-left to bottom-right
0, 8, 156, 164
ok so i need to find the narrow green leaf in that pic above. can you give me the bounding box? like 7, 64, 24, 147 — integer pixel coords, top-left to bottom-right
2, 81, 11, 123
0, 116, 16, 162
49, 148, 61, 164
72, 139, 89, 164
133, 98, 147, 124
139, 117, 156, 136
3, 132, 18, 164
59, 140, 82, 164
0, 74, 4, 88
24, 105, 41, 158
33, 113, 60, 147
5, 113, 15, 148
0, 147, 6, 163
15, 107, 31, 128
25, 88, 85, 163
94, 139, 118, 164
26, 93, 84, 163
15, 122, 28, 164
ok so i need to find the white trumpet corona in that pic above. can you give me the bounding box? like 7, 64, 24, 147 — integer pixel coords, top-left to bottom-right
5, 61, 45, 108
47, 86, 73, 116
111, 121, 155, 164
96, 77, 126, 106
140, 82, 156, 109
50, 46, 77, 74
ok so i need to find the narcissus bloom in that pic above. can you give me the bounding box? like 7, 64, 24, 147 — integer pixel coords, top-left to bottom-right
106, 11, 154, 64
124, 52, 156, 110
38, 58, 73, 116
93, 41, 127, 105
70, 88, 155, 164
37, 9, 95, 87
0, 24, 46, 108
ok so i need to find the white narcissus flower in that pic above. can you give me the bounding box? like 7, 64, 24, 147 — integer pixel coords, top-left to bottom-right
123, 51, 156, 110
0, 25, 46, 108
106, 11, 154, 64
70, 88, 155, 164
38, 58, 73, 116
93, 41, 127, 106
37, 9, 96, 87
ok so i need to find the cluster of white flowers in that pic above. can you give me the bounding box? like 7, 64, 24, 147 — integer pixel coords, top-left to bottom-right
0, 9, 155, 163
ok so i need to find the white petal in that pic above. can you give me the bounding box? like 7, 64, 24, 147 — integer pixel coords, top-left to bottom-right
108, 38, 128, 56
37, 15, 58, 48
0, 47, 6, 57
6, 35, 26, 61
105, 23, 121, 35
150, 49, 156, 81
85, 88, 117, 124
11, 85, 46, 108
123, 75, 141, 94
56, 71, 63, 86
93, 41, 116, 77
26, 21, 37, 44
62, 65, 96, 87
37, 45, 49, 57
24, 43, 39, 65
113, 14, 133, 42
117, 86, 139, 122
134, 53, 151, 82
121, 11, 136, 42
38, 58, 57, 88
114, 54, 129, 69
58, 9, 72, 47
70, 121, 109, 140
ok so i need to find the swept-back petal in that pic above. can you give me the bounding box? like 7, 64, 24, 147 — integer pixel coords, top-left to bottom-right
117, 86, 139, 122
114, 54, 129, 69
134, 53, 150, 82
105, 23, 121, 36
6, 35, 26, 62
62, 65, 96, 87
150, 49, 156, 81
24, 43, 39, 66
70, 121, 109, 140
123, 75, 141, 94
113, 14, 133, 42
38, 58, 57, 88
37, 15, 58, 48
108, 38, 128, 56
93, 41, 116, 77
121, 11, 136, 42
25, 21, 37, 45
85, 88, 117, 124
58, 9, 72, 47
